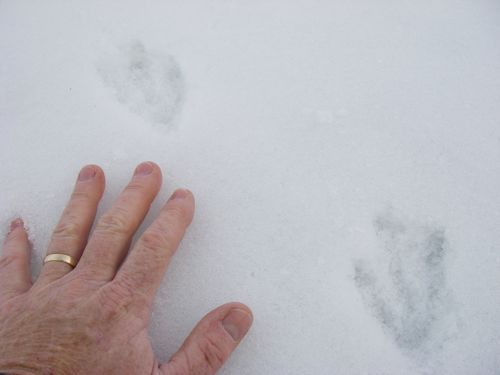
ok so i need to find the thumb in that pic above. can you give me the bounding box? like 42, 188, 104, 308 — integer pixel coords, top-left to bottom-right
161, 302, 253, 375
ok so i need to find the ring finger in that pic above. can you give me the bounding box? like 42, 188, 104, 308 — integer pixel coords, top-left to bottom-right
38, 165, 105, 284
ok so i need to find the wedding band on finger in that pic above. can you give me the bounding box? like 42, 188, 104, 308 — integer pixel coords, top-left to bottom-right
43, 253, 77, 268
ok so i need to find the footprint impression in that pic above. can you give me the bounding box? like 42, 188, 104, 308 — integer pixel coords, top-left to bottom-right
354, 211, 457, 357
97, 41, 184, 128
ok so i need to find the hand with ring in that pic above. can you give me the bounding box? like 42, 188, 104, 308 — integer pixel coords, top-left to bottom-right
0, 162, 253, 374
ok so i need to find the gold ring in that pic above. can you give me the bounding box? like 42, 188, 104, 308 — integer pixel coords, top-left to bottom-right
43, 254, 77, 268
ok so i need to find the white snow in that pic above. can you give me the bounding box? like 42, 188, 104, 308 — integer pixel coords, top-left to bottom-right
1, 1, 500, 374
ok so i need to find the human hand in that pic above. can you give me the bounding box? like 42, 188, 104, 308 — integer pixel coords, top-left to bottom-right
0, 162, 253, 375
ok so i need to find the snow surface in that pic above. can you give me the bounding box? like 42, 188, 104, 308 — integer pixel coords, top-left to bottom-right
1, 1, 500, 374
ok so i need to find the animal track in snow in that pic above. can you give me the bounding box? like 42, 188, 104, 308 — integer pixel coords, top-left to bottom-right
354, 211, 456, 356
97, 41, 184, 127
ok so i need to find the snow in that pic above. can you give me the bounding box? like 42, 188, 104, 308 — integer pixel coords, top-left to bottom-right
1, 1, 500, 374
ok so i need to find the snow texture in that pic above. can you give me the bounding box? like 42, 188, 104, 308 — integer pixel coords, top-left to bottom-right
1, 1, 500, 374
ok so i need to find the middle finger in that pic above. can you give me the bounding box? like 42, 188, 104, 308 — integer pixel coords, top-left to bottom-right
77, 162, 162, 282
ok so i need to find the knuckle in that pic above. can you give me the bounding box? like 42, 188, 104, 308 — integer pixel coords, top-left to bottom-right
69, 269, 108, 294
125, 181, 148, 194
70, 189, 92, 202
0, 253, 24, 270
39, 266, 66, 282
98, 274, 150, 320
52, 221, 81, 240
160, 352, 191, 375
95, 210, 130, 236
196, 334, 227, 372
99, 277, 135, 312
140, 229, 169, 254
168, 204, 189, 223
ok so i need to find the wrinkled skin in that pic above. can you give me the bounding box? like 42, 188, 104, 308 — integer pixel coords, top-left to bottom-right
0, 162, 252, 374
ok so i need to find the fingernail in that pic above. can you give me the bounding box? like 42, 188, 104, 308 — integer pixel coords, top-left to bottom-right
134, 162, 154, 176
9, 218, 24, 232
78, 165, 96, 181
222, 308, 253, 341
170, 189, 189, 200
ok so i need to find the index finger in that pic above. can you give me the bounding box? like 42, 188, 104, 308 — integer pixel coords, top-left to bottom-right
111, 188, 194, 304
